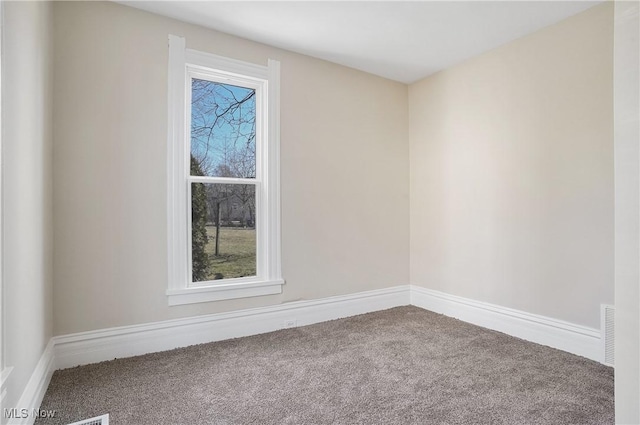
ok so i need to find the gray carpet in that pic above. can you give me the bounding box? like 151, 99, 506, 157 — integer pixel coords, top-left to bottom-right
36, 306, 613, 425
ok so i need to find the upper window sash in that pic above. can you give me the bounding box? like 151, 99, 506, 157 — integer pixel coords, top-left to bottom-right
186, 67, 266, 183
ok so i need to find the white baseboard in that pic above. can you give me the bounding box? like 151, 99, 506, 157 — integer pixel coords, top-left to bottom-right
7, 340, 55, 425
54, 285, 604, 369
54, 285, 411, 370
13, 284, 606, 420
410, 285, 602, 363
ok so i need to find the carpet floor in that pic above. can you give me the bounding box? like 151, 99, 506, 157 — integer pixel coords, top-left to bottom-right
36, 306, 613, 425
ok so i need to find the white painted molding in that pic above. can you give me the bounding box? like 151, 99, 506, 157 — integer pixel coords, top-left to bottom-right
7, 340, 55, 425
55, 285, 411, 370
12, 284, 609, 419
54, 285, 606, 370
166, 35, 283, 306
166, 279, 284, 306
410, 285, 602, 362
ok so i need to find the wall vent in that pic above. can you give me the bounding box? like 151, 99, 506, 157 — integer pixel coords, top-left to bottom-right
67, 414, 109, 425
601, 304, 615, 366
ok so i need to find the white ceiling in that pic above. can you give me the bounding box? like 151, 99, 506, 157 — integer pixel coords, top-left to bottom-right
120, 1, 603, 84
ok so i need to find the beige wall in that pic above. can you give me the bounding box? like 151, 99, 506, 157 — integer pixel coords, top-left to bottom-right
409, 3, 614, 329
2, 0, 54, 410
52, 1, 409, 335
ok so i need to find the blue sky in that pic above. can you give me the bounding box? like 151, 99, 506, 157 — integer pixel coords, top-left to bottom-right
190, 79, 256, 178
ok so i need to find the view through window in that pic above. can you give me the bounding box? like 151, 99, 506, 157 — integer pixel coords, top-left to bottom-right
190, 79, 258, 282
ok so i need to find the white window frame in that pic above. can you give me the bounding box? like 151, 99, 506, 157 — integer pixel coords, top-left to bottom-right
166, 35, 283, 306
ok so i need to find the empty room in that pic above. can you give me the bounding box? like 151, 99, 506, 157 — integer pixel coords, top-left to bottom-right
1, 0, 639, 424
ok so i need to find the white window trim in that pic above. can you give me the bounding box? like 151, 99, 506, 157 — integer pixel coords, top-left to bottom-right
167, 35, 283, 306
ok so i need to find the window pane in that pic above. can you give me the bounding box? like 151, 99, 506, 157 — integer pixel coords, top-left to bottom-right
191, 183, 257, 282
190, 79, 256, 178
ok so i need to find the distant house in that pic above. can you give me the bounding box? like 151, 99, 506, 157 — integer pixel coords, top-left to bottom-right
205, 188, 255, 228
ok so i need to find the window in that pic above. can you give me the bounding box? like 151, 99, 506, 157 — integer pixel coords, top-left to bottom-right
167, 35, 283, 306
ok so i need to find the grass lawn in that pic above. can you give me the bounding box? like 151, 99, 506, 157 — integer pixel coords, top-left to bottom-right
204, 225, 256, 280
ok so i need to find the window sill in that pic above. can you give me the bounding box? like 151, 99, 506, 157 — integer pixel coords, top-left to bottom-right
167, 279, 284, 306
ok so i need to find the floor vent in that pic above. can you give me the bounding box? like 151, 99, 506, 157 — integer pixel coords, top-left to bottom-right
601, 304, 615, 366
67, 414, 109, 425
